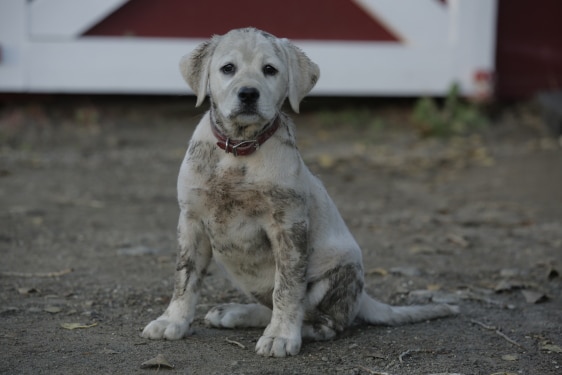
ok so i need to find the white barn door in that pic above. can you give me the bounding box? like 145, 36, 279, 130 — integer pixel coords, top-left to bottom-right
0, 0, 497, 97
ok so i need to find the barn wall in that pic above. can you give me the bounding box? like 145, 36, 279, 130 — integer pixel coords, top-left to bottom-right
496, 0, 562, 98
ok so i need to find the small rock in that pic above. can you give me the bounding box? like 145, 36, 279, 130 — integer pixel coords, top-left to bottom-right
499, 268, 522, 278
390, 266, 422, 277
44, 306, 62, 314
521, 290, 549, 304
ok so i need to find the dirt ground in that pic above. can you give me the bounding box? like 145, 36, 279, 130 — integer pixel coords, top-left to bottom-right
0, 97, 561, 375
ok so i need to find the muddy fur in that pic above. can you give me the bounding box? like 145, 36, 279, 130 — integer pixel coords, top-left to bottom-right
142, 28, 458, 357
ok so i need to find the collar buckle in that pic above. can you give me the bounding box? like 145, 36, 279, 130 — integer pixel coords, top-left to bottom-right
228, 139, 259, 156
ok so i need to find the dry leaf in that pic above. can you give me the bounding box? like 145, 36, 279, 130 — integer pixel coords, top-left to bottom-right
540, 344, 562, 353
365, 267, 388, 276
521, 290, 548, 304
17, 287, 38, 295
446, 233, 470, 247
367, 352, 386, 359
44, 306, 62, 314
317, 154, 335, 168
225, 337, 246, 349
494, 280, 525, 292
60, 322, 98, 330
426, 284, 442, 291
140, 354, 174, 369
501, 354, 519, 361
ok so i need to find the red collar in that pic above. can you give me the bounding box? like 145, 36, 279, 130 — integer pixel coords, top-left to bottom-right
210, 115, 281, 156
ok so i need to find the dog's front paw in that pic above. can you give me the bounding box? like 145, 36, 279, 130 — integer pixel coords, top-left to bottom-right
255, 335, 301, 357
141, 318, 192, 340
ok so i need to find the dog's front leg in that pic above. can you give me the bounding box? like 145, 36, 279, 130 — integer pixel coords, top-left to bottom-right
142, 211, 211, 340
256, 221, 308, 357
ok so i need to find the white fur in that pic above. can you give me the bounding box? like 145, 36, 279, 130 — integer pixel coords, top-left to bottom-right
141, 28, 458, 358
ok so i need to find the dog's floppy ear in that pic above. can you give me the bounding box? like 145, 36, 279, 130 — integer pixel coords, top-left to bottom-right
179, 37, 218, 107
280, 39, 320, 113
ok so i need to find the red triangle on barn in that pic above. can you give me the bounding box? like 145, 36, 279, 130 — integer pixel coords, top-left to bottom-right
84, 0, 399, 42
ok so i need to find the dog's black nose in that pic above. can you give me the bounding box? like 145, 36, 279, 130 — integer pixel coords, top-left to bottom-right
238, 87, 260, 104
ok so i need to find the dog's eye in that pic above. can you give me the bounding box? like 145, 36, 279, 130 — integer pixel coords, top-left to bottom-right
220, 64, 236, 75
263, 65, 278, 76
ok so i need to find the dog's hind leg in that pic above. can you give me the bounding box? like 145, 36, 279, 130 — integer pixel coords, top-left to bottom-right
301, 313, 338, 341
205, 303, 272, 328
301, 263, 364, 341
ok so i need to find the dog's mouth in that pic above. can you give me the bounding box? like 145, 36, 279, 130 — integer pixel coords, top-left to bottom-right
232, 104, 260, 117
229, 106, 267, 124
211, 99, 272, 139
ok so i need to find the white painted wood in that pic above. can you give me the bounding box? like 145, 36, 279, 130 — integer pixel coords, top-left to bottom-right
25, 39, 457, 95
354, 0, 449, 45
303, 41, 456, 95
0, 0, 497, 96
0, 0, 27, 90
30, 0, 129, 39
26, 38, 195, 92
451, 0, 498, 81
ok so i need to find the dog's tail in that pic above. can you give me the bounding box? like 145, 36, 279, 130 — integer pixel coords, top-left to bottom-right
356, 292, 459, 326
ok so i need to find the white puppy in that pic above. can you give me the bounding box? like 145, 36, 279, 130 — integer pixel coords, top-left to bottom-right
142, 28, 458, 357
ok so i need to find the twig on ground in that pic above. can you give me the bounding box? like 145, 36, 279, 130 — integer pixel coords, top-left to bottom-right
398, 349, 413, 363
398, 348, 433, 363
397, 348, 447, 364
494, 329, 525, 349
0, 268, 73, 278
225, 337, 246, 349
470, 319, 525, 349
355, 364, 390, 375
470, 319, 496, 330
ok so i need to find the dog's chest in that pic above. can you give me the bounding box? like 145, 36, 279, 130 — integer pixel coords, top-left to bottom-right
189, 157, 279, 291
181, 138, 305, 258
183, 149, 275, 252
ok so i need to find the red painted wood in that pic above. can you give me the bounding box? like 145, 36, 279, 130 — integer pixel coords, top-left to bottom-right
84, 0, 399, 41
496, 0, 562, 98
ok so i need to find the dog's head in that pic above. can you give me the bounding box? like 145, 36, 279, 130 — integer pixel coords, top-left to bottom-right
180, 28, 319, 134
